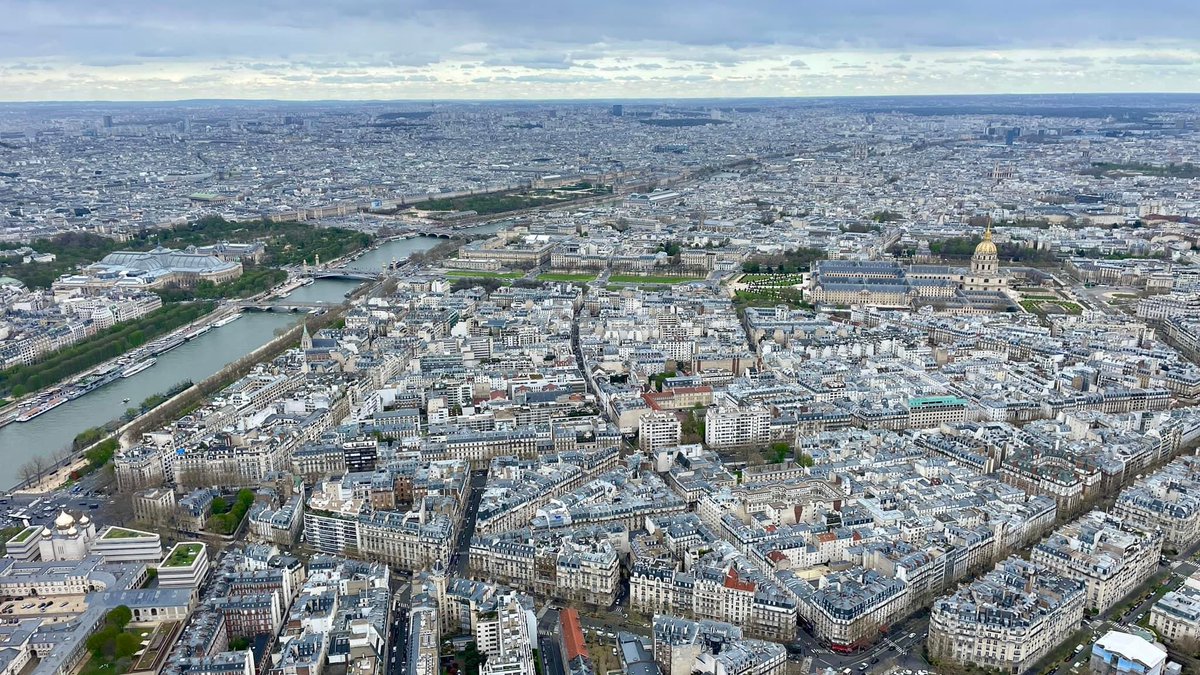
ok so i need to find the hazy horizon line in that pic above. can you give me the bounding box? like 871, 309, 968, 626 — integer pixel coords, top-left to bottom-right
3, 91, 1200, 106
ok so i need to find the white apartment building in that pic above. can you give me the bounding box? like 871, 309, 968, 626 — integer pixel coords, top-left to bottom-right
639, 412, 682, 451
303, 481, 364, 555
704, 403, 770, 449
475, 593, 536, 675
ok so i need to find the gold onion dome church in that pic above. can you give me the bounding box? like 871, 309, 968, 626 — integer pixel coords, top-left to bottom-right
39, 510, 98, 561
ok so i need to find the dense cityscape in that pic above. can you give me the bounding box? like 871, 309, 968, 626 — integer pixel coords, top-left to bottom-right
4, 37, 1200, 675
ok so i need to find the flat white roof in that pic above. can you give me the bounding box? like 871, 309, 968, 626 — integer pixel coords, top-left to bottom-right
1095, 630, 1167, 667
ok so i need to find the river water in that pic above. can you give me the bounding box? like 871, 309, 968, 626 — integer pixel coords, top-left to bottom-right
0, 233, 467, 489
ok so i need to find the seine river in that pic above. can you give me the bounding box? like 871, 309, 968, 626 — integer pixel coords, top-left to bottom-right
0, 234, 466, 489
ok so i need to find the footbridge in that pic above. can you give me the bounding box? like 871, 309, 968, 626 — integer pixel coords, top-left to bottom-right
235, 300, 340, 312
303, 269, 381, 281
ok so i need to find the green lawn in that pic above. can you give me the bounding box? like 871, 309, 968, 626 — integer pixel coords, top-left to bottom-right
1021, 299, 1082, 315
163, 543, 203, 567
609, 274, 704, 285
445, 270, 522, 279
102, 527, 147, 540
537, 272, 597, 282
9, 526, 38, 543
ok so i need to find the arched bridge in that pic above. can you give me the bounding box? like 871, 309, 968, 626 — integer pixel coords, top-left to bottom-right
235, 300, 338, 312
304, 269, 382, 281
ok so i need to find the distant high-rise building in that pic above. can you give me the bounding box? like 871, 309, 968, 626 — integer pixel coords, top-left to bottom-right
611, 104, 623, 117
103, 115, 113, 128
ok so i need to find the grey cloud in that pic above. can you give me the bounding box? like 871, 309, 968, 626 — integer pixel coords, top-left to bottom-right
134, 47, 195, 58
0, 0, 1196, 99
5, 0, 1193, 62
317, 73, 417, 84
81, 57, 144, 67
2, 62, 54, 71
482, 56, 575, 70
1110, 53, 1196, 65
1052, 56, 1095, 65
503, 73, 608, 83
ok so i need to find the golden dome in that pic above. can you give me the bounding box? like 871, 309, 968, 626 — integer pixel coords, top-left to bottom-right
974, 224, 998, 257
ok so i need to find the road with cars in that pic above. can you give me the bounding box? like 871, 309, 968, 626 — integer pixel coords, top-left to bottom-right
386, 588, 410, 675
450, 470, 488, 577
537, 608, 566, 675
792, 614, 933, 675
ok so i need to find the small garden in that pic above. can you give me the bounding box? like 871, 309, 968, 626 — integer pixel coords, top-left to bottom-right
732, 272, 810, 309
739, 272, 805, 285
1020, 298, 1082, 315
81, 606, 144, 675
207, 489, 255, 535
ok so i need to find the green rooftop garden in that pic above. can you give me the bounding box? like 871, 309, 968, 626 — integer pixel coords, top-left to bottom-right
162, 543, 203, 567
9, 526, 38, 543
102, 527, 150, 540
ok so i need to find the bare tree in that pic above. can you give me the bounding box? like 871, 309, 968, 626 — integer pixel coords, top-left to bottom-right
31, 456, 47, 483
53, 445, 75, 468
18, 461, 39, 486
109, 490, 135, 527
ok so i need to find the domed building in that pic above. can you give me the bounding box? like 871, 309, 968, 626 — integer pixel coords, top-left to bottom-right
809, 223, 1011, 312
964, 224, 1005, 291
906, 222, 1008, 293
38, 510, 97, 561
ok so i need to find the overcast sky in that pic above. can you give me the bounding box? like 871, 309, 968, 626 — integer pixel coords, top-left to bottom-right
1, 0, 1197, 101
